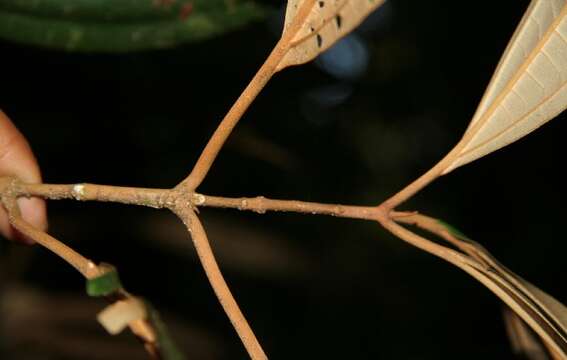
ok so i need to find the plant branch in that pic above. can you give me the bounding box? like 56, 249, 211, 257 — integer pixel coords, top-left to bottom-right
381, 152, 453, 210
180, 40, 289, 191
194, 193, 385, 221
381, 118, 488, 210
377, 217, 483, 272
173, 205, 267, 360
390, 211, 531, 287
1, 194, 97, 277
390, 211, 488, 264
18, 182, 173, 209
0, 193, 162, 359
0, 177, 184, 359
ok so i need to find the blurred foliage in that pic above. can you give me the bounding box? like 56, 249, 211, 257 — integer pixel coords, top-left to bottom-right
0, 0, 267, 52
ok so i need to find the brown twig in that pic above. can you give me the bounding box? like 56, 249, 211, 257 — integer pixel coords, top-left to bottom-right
1, 193, 96, 278
389, 211, 533, 292
14, 180, 387, 221
390, 211, 487, 264
180, 42, 287, 191
193, 193, 385, 221
179, 1, 326, 192
0, 191, 161, 359
378, 217, 482, 271
5, 179, 393, 359
173, 205, 267, 360
381, 152, 456, 211
1, 173, 545, 360
19, 183, 173, 209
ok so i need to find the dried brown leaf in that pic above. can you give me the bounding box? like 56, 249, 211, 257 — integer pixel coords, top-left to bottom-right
276, 0, 386, 71
504, 307, 550, 360
439, 226, 567, 358
394, 216, 567, 358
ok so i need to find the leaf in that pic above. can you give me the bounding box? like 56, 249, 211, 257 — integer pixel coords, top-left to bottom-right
0, 1, 266, 52
0, 0, 192, 21
522, 281, 567, 337
443, 0, 567, 174
434, 220, 567, 358
464, 263, 567, 358
275, 0, 386, 71
86, 264, 122, 297
503, 307, 550, 360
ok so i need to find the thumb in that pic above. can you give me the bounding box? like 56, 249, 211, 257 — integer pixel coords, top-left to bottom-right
0, 110, 47, 243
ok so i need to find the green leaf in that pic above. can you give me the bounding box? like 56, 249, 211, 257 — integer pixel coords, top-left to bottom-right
86, 264, 123, 296
0, 0, 191, 21
0, 1, 267, 52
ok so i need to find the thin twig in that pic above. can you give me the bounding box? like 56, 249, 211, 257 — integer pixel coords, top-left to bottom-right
378, 218, 482, 271
19, 183, 173, 209
2, 195, 96, 278
390, 211, 487, 264
1, 184, 163, 359
194, 193, 385, 221
390, 211, 538, 297
381, 152, 454, 210
180, 41, 288, 191
173, 205, 267, 360
17, 180, 387, 222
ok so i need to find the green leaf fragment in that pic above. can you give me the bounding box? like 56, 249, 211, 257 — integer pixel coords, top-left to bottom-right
86, 265, 123, 297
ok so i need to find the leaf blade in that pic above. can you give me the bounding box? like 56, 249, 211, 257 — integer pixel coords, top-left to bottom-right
443, 0, 567, 174
434, 220, 567, 357
276, 0, 385, 71
0, 2, 266, 52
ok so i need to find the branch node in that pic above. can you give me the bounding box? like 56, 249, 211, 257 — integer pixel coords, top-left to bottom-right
252, 196, 266, 214
72, 183, 86, 200
192, 193, 206, 206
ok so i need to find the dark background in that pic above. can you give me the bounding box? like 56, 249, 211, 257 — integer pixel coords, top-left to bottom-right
0, 0, 565, 359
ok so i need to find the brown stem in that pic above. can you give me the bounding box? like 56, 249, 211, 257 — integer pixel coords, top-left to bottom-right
180, 40, 289, 191
1, 194, 161, 359
390, 211, 528, 278
390, 211, 486, 263
173, 206, 267, 360
381, 151, 455, 210
377, 217, 482, 271
2, 195, 96, 277
20, 183, 173, 209
194, 193, 385, 221
381, 99, 507, 210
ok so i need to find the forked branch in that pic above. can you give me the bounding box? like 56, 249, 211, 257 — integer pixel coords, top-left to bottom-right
0, 184, 162, 359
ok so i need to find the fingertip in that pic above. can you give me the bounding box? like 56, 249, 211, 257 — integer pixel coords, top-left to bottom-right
0, 110, 46, 245
18, 197, 48, 232
0, 206, 15, 241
